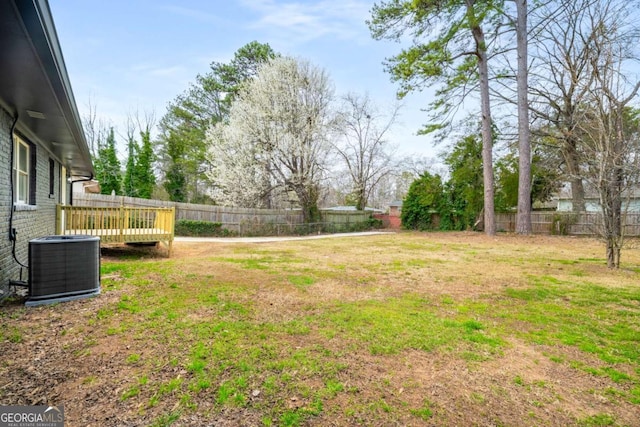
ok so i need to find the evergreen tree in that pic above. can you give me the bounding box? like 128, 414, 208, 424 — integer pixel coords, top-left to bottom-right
135, 128, 155, 199
443, 134, 484, 230
96, 127, 121, 195
123, 134, 139, 197
122, 127, 156, 199
401, 172, 445, 231
163, 131, 186, 202
164, 163, 186, 202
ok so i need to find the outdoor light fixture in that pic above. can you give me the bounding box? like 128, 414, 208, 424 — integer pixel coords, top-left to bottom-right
26, 109, 46, 119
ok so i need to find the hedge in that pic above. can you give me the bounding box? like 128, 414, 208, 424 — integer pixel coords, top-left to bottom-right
174, 219, 234, 237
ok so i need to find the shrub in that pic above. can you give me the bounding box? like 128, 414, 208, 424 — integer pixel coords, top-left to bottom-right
367, 216, 384, 229
551, 213, 578, 236
175, 219, 233, 237
401, 172, 445, 231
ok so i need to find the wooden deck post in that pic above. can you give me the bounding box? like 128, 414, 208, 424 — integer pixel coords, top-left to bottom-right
55, 205, 62, 235
119, 205, 124, 242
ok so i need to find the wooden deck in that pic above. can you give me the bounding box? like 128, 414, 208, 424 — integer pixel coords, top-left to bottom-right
56, 205, 175, 255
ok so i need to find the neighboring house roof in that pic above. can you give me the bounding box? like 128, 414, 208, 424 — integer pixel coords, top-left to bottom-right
0, 0, 93, 177
389, 200, 403, 207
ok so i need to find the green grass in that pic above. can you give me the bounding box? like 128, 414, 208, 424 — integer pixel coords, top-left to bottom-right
126, 353, 141, 364
107, 238, 640, 423
1, 327, 23, 343
578, 413, 616, 426
3, 233, 640, 426
287, 275, 316, 288
150, 411, 181, 427
410, 400, 434, 420
500, 277, 640, 368
317, 296, 503, 356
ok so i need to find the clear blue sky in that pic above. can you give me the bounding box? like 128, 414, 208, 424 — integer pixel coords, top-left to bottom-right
49, 0, 436, 157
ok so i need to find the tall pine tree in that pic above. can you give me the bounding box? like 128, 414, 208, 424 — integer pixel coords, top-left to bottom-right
96, 127, 121, 195
135, 128, 155, 199
157, 41, 277, 202
368, 0, 504, 235
123, 134, 139, 197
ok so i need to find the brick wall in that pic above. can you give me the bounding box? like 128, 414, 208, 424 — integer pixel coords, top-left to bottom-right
373, 213, 402, 229
0, 107, 64, 291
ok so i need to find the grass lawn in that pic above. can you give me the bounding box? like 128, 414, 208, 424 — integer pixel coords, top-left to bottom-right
1, 232, 639, 426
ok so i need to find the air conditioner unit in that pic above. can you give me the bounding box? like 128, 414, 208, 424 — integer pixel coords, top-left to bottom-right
26, 235, 100, 306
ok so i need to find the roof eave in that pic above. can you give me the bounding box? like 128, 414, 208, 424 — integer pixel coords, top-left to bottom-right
0, 0, 93, 177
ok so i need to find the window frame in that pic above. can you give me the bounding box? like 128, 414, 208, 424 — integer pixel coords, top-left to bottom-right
49, 158, 55, 197
13, 133, 36, 206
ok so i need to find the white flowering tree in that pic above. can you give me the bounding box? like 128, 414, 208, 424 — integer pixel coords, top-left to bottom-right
207, 56, 336, 222
207, 124, 273, 208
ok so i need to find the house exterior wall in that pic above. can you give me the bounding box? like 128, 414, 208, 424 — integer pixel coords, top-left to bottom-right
0, 107, 68, 290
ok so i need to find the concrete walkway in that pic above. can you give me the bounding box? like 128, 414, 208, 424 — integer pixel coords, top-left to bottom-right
175, 231, 395, 244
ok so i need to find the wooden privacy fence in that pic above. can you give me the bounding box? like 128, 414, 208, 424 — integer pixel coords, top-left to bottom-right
496, 212, 640, 236
321, 210, 370, 225
70, 194, 640, 237
56, 204, 175, 254
71, 194, 373, 235
72, 194, 304, 226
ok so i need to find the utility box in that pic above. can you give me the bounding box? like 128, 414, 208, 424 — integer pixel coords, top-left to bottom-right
26, 235, 100, 306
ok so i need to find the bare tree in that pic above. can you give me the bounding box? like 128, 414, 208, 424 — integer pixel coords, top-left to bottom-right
577, 0, 640, 267
333, 93, 400, 210
82, 99, 109, 159
527, 0, 606, 213
383, 155, 441, 205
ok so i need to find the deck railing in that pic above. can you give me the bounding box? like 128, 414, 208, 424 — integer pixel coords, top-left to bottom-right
56, 205, 175, 254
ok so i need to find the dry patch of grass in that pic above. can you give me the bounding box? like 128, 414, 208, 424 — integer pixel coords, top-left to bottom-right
1, 232, 639, 426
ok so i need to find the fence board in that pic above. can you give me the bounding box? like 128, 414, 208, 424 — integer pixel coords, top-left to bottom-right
496, 211, 640, 237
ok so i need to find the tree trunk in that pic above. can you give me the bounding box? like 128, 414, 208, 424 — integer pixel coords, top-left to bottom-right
355, 186, 366, 211
606, 244, 620, 269
605, 192, 621, 268
570, 178, 585, 213
607, 122, 625, 269
562, 138, 585, 212
468, 4, 496, 236
261, 162, 273, 209
602, 143, 624, 269
295, 183, 321, 224
515, 0, 532, 234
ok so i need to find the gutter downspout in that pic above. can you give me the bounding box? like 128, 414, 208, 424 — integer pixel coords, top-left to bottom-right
69, 174, 94, 206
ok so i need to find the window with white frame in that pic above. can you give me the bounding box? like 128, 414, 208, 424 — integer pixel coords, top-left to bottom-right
13, 134, 31, 204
